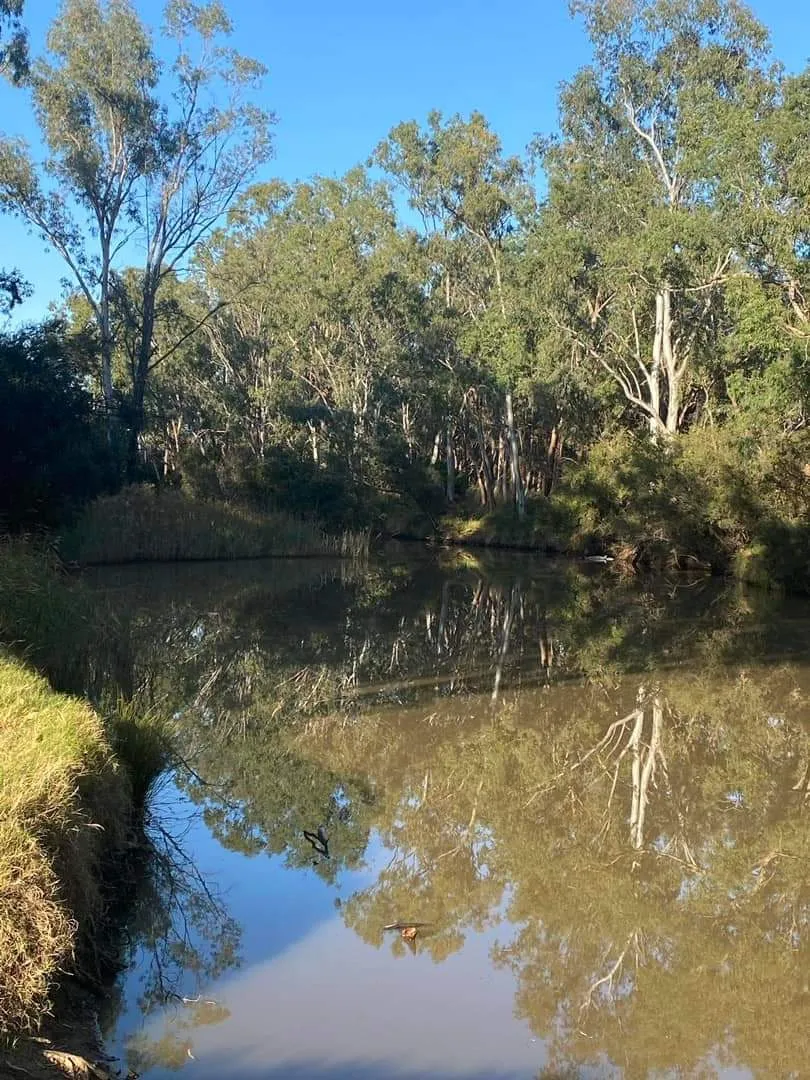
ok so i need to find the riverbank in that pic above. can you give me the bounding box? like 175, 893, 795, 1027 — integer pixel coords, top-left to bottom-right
0, 659, 126, 1033
437, 431, 810, 594
39, 433, 810, 599
0, 657, 144, 1080
0, 543, 169, 1077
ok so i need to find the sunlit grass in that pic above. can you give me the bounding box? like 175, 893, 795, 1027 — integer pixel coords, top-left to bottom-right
0, 543, 175, 1034
0, 658, 128, 1033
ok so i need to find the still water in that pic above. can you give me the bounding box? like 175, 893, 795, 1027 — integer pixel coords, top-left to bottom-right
88, 549, 810, 1078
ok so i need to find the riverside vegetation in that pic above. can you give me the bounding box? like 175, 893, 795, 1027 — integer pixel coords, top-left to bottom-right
0, 0, 808, 585
1, 0, 810, 1071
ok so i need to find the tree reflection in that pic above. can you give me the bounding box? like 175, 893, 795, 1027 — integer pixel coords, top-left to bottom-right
86, 555, 810, 1076
300, 668, 810, 1076
96, 784, 240, 1072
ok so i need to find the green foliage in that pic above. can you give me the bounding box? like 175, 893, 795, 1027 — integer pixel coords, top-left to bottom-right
0, 0, 272, 454
443, 427, 810, 591
0, 538, 99, 692
0, 323, 121, 531
0, 0, 27, 83
535, 0, 775, 436
3, 0, 810, 594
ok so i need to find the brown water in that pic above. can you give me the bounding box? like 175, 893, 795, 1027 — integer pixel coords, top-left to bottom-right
90, 549, 810, 1079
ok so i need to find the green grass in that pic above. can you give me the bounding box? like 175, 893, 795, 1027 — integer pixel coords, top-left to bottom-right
0, 657, 128, 1033
60, 485, 369, 565
0, 542, 174, 1036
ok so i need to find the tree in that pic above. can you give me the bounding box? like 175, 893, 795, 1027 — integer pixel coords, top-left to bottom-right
0, 0, 27, 83
194, 169, 440, 524
0, 2, 34, 327
62, 266, 215, 478
0, 0, 272, 463
728, 66, 810, 411
375, 111, 536, 512
122, 0, 272, 469
537, 0, 775, 437
0, 0, 159, 412
0, 268, 30, 314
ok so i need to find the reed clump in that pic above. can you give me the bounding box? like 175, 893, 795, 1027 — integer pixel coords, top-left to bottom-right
61, 485, 370, 565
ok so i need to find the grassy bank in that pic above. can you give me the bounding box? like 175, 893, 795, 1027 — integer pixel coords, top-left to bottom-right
0, 659, 127, 1034
440, 430, 810, 593
60, 485, 369, 565
0, 543, 169, 1055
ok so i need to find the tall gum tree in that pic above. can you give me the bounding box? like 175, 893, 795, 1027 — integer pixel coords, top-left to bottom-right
0, 0, 272, 461
0, 0, 159, 412
124, 0, 272, 468
537, 0, 774, 437
375, 111, 535, 512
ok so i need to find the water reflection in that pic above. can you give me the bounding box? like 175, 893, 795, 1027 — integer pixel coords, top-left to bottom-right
95, 779, 240, 1073
89, 553, 810, 1077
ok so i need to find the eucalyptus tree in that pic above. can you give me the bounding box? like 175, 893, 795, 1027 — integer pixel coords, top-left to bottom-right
0, 0, 159, 411
63, 268, 216, 477
123, 0, 272, 468
0, 0, 272, 463
762, 70, 810, 340
718, 65, 810, 436
536, 0, 775, 438
375, 111, 536, 512
0, 0, 27, 83
199, 169, 438, 515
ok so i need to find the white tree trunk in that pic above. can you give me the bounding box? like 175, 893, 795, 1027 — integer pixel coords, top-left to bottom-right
505, 390, 525, 518
445, 424, 455, 502
649, 291, 664, 436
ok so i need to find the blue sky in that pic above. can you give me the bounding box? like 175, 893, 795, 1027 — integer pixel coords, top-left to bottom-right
0, 0, 807, 321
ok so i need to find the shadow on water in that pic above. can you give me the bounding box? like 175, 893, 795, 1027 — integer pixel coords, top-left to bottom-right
75, 550, 810, 1078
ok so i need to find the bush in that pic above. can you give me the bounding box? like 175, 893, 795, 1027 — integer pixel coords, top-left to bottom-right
0, 323, 121, 531
0, 538, 101, 692
439, 427, 810, 591
562, 432, 724, 566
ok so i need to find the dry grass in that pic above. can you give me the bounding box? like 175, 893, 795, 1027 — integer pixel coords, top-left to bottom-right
61, 485, 369, 565
0, 659, 127, 1034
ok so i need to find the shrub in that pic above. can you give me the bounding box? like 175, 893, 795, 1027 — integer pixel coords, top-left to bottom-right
439, 427, 810, 590
0, 323, 121, 531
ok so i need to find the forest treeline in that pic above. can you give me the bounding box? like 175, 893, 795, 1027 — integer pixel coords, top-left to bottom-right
1, 0, 810, 583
